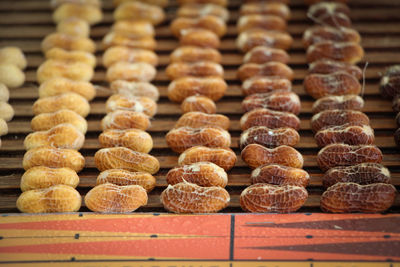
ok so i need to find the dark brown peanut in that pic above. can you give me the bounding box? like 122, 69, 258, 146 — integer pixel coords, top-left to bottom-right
243, 46, 290, 64
309, 60, 362, 80
181, 95, 216, 114
320, 182, 396, 213
317, 144, 383, 171
303, 26, 360, 48
180, 29, 220, 48
380, 65, 400, 99
312, 95, 364, 114
240, 108, 300, 131
322, 163, 391, 188
242, 76, 292, 96
240, 184, 308, 213
307, 41, 364, 64
394, 128, 400, 147
177, 4, 229, 22
315, 124, 374, 147
175, 111, 230, 130
392, 95, 400, 112
311, 109, 369, 132
170, 15, 226, 37
251, 164, 310, 187
166, 61, 223, 79
237, 62, 294, 81
237, 15, 286, 32
307, 2, 351, 27
237, 29, 293, 52
240, 126, 300, 149
170, 46, 221, 63
242, 91, 300, 114
240, 3, 290, 20
396, 112, 400, 128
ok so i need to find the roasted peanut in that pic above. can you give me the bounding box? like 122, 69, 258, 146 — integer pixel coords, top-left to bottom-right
103, 46, 158, 67
240, 184, 308, 213
97, 169, 156, 192
51, 0, 101, 8
102, 32, 156, 50
309, 60, 362, 80
99, 129, 153, 153
315, 124, 374, 147
395, 112, 400, 128
303, 26, 360, 48
393, 95, 400, 112
322, 163, 391, 188
242, 76, 292, 96
17, 184, 81, 213
53, 3, 102, 25
177, 4, 229, 22
0, 83, 9, 102
161, 182, 230, 213
240, 108, 300, 131
113, 0, 169, 7
110, 80, 159, 101
170, 46, 221, 63
33, 92, 90, 117
238, 15, 286, 32
94, 147, 160, 174
237, 62, 294, 81
0, 63, 25, 88
38, 78, 96, 101
114, 2, 165, 25
240, 126, 300, 149
305, 0, 349, 4
240, 2, 290, 20
237, 29, 293, 52
175, 111, 230, 130
307, 41, 364, 64
0, 47, 27, 69
380, 65, 400, 99
24, 123, 85, 150
311, 109, 369, 132
37, 59, 93, 84
85, 183, 148, 213
251, 164, 310, 187
45, 48, 96, 67
242, 91, 300, 114
105, 94, 157, 117
106, 62, 156, 83
57, 17, 90, 37
23, 146, 85, 172
180, 29, 220, 49
101, 110, 150, 131
166, 126, 231, 153
31, 109, 87, 134
320, 182, 396, 213
171, 16, 226, 37
312, 95, 364, 114
307, 2, 351, 27
112, 20, 155, 37
167, 77, 227, 102
166, 62, 223, 80
396, 128, 400, 147
0, 101, 14, 122
241, 144, 303, 169
166, 162, 227, 187
177, 0, 227, 6
20, 166, 79, 192
317, 144, 383, 171
181, 95, 216, 114
41, 32, 96, 53
243, 46, 290, 64
178, 146, 236, 171
0, 118, 8, 136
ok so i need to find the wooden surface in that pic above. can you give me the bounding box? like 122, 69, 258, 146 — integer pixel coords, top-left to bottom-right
0, 0, 400, 213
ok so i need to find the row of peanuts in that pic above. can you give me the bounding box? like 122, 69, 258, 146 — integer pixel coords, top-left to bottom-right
86, 0, 168, 212
163, 1, 235, 213
16, 0, 104, 213
234, 1, 309, 213
302, 1, 396, 213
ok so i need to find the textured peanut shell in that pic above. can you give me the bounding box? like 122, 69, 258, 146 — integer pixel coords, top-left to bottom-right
177, 0, 227, 6
175, 112, 230, 130
113, 0, 169, 7
166, 162, 227, 187
24, 123, 85, 150
106, 62, 156, 83
236, 29, 293, 52
161, 182, 230, 213
177, 4, 229, 22
103, 46, 158, 67
57, 17, 90, 37
303, 26, 360, 48
310, 109, 369, 133
37, 59, 93, 84
41, 33, 96, 53
114, 2, 165, 25
101, 110, 150, 131
308, 3, 351, 27
240, 184, 308, 213
85, 183, 148, 213
110, 80, 159, 101
17, 184, 81, 213
309, 60, 363, 80
240, 2, 290, 20
0, 83, 9, 102
181, 95, 216, 114
23, 146, 85, 172
251, 164, 310, 187
97, 169, 156, 192
243, 46, 290, 64
112, 20, 155, 37
242, 76, 292, 96
31, 109, 87, 134
237, 62, 294, 81
170, 15, 226, 37
178, 146, 237, 171
20, 166, 79, 192
94, 147, 160, 174
45, 47, 96, 67
33, 92, 90, 117
38, 77, 96, 101
240, 108, 300, 131
0, 118, 8, 136
53, 3, 102, 25
238, 14, 286, 32
320, 182, 396, 213
179, 29, 220, 49
380, 65, 400, 99
0, 101, 14, 122
0, 63, 25, 88
170, 46, 221, 63
312, 95, 364, 114
240, 126, 300, 149
307, 41, 364, 64
315, 124, 374, 147
105, 94, 157, 117
0, 46, 27, 69
166, 61, 224, 80
51, 0, 101, 8
99, 128, 153, 153
166, 126, 231, 153
242, 91, 300, 114
102, 32, 156, 50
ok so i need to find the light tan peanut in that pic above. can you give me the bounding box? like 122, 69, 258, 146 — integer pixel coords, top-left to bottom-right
0, 63, 25, 88
303, 26, 360, 48
112, 20, 155, 37
168, 77, 227, 102
178, 0, 227, 6
106, 62, 156, 83
0, 47, 27, 69
110, 80, 159, 101
237, 62, 294, 81
57, 17, 90, 37
41, 33, 96, 53
102, 32, 156, 50
307, 41, 364, 64
103, 46, 158, 67
0, 118, 8, 136
166, 126, 231, 153
251, 164, 310, 187
311, 109, 370, 133
240, 2, 290, 20
166, 162, 227, 187
85, 183, 147, 213
166, 61, 223, 80
315, 124, 375, 147
51, 0, 101, 8
97, 169, 156, 192
177, 4, 229, 22
0, 101, 14, 122
114, 2, 165, 25
309, 59, 363, 80
37, 59, 93, 84
238, 15, 286, 32
31, 109, 87, 134
170, 16, 226, 37
181, 95, 216, 114
24, 123, 85, 150
242, 91, 300, 114
105, 94, 157, 117
178, 146, 236, 171
175, 111, 230, 130
113, 0, 169, 7
240, 108, 300, 131
243, 46, 290, 64
99, 129, 153, 153
20, 166, 79, 192
242, 76, 292, 96
170, 46, 221, 63
53, 3, 102, 25
101, 110, 150, 131
240, 126, 300, 149
312, 95, 364, 114
161, 182, 230, 213
33, 92, 90, 117
23, 146, 85, 172
0, 83, 9, 102
38, 78, 96, 101
180, 29, 220, 49
45, 48, 96, 67
17, 184, 81, 213
237, 29, 293, 52
94, 147, 160, 174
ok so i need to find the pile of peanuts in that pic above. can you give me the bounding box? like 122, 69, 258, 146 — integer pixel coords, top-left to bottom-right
162, 0, 234, 213
234, 1, 309, 213
16, 0, 103, 213
85, 0, 167, 213
303, 1, 396, 213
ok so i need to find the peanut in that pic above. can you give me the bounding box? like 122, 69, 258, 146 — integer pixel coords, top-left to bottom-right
45, 47, 96, 67
237, 29, 293, 52
97, 169, 156, 192
31, 109, 87, 134
315, 124, 374, 147
242, 91, 300, 114
53, 3, 103, 25
238, 14, 286, 32
0, 101, 14, 122
0, 47, 27, 69
243, 46, 290, 64
105, 94, 157, 117
37, 59, 94, 84
240, 2, 290, 20
166, 61, 224, 80
110, 80, 159, 101
178, 146, 236, 171
0, 63, 25, 88
307, 2, 351, 27
237, 62, 294, 81
102, 32, 156, 50
51, 0, 101, 8
99, 128, 153, 153
112, 20, 155, 37
181, 95, 216, 114
170, 46, 221, 63
175, 111, 230, 130
33, 92, 90, 117
106, 62, 156, 83
309, 59, 362, 79
114, 2, 165, 25
0, 83, 9, 102
303, 26, 360, 48
251, 164, 310, 187
0, 118, 8, 136
180, 29, 220, 49
240, 108, 300, 131
312, 95, 364, 114
307, 41, 364, 64
170, 15, 226, 37
38, 77, 96, 101
177, 4, 229, 22
103, 46, 158, 67
57, 17, 90, 37
380, 65, 400, 99
113, 0, 169, 7
311, 109, 369, 132
240, 126, 300, 149
242, 76, 292, 96
177, 0, 227, 6
41, 32, 96, 53
101, 110, 150, 131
